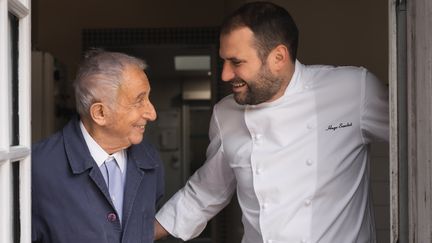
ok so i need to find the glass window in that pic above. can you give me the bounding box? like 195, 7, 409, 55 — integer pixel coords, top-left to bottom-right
9, 13, 19, 146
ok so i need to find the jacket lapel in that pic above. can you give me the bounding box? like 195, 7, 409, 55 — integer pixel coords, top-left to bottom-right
121, 158, 144, 227
88, 166, 113, 208
121, 142, 159, 229
63, 117, 114, 209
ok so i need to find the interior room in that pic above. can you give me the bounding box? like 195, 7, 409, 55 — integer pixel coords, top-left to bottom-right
31, 0, 389, 242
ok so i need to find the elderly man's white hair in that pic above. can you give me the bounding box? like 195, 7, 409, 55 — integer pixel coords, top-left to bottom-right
73, 49, 147, 118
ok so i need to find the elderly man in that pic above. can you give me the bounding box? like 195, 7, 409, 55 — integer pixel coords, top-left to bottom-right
32, 50, 164, 243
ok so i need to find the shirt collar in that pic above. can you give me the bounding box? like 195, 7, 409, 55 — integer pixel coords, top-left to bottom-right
79, 121, 127, 173
283, 59, 304, 96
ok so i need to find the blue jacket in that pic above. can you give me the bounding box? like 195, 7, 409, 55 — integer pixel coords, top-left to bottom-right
32, 117, 164, 243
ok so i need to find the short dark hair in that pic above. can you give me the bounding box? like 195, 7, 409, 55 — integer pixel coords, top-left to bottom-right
220, 1, 299, 62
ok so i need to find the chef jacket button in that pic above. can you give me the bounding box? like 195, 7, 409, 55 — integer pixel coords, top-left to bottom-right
306, 123, 314, 130
306, 159, 313, 166
262, 203, 268, 209
107, 212, 117, 222
256, 168, 262, 174
300, 239, 307, 243
305, 199, 312, 206
253, 134, 262, 142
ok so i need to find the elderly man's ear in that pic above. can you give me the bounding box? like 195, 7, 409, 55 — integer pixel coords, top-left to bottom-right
89, 102, 108, 126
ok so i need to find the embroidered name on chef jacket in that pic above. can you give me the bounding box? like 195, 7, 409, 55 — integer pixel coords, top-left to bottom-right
325, 122, 353, 131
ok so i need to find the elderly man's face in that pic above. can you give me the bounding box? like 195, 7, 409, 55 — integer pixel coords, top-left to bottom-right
104, 65, 157, 149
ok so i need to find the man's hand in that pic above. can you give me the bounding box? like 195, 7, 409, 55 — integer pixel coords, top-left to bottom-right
154, 219, 169, 240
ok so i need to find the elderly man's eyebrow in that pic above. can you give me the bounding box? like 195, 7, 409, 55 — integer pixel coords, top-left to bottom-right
135, 89, 152, 102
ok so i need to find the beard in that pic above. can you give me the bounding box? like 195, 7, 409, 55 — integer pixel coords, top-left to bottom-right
232, 64, 283, 105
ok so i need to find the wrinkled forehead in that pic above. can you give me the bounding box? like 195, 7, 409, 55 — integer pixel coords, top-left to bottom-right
117, 66, 151, 97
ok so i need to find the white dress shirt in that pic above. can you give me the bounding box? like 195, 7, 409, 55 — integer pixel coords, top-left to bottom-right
79, 121, 127, 183
156, 61, 389, 243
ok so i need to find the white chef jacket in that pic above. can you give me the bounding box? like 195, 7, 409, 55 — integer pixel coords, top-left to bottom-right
156, 61, 389, 243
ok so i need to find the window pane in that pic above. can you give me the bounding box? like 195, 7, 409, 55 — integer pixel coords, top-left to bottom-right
8, 13, 19, 146
12, 161, 21, 243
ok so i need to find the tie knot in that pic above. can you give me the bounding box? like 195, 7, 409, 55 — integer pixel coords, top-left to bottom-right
105, 157, 119, 170
105, 156, 115, 163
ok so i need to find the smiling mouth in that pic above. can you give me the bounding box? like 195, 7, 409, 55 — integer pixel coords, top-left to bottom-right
231, 80, 246, 88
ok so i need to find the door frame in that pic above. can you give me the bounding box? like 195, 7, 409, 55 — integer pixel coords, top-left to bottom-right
389, 0, 432, 242
0, 0, 32, 242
